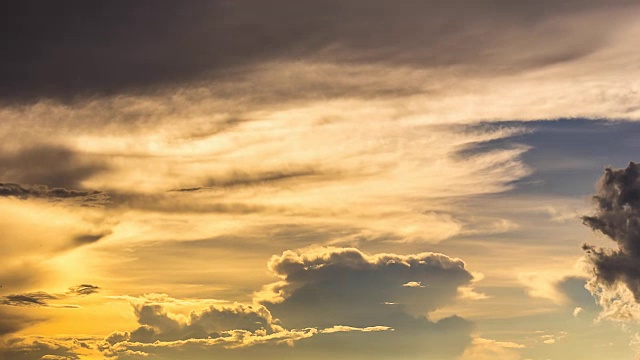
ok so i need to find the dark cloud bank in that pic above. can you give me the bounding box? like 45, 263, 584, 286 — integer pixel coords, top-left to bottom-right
2, 0, 637, 102
583, 162, 640, 301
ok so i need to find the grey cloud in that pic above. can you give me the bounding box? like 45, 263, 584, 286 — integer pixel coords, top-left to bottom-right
99, 300, 318, 359
257, 247, 475, 359
0, 145, 107, 189
259, 247, 474, 327
2, 0, 636, 102
72, 233, 111, 247
582, 162, 640, 300
99, 247, 475, 359
0, 183, 106, 203
0, 292, 59, 307
0, 284, 100, 308
126, 302, 283, 343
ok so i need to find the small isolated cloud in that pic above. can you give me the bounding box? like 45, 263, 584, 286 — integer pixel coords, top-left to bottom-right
319, 325, 393, 334
67, 284, 101, 296
573, 307, 584, 317
460, 337, 525, 360
402, 281, 424, 288
582, 162, 640, 320
0, 284, 100, 308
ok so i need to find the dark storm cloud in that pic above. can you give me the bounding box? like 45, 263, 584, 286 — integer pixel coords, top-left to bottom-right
2, 0, 636, 101
583, 162, 640, 300
0, 145, 107, 189
0, 284, 100, 308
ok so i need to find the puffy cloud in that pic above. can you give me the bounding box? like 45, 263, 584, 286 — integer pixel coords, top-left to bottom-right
255, 247, 475, 359
582, 162, 640, 320
96, 247, 477, 359
258, 247, 475, 323
97, 295, 318, 359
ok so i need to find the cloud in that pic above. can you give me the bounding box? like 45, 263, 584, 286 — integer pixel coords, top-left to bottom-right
0, 183, 103, 200
2, 1, 637, 102
582, 162, 640, 320
97, 295, 319, 359
0, 309, 43, 337
258, 247, 476, 322
92, 246, 477, 359
0, 284, 100, 308
460, 337, 525, 360
66, 284, 100, 296
255, 247, 475, 359
0, 335, 101, 360
0, 145, 107, 189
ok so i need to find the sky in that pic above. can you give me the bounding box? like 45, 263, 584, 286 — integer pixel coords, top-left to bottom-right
2, 1, 640, 359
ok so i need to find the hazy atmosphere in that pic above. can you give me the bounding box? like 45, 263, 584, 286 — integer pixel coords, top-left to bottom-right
2, 1, 640, 359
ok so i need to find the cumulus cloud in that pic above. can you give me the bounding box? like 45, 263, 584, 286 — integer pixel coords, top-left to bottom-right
258, 247, 475, 322
97, 295, 319, 359
582, 162, 640, 320
254, 247, 475, 359
92, 247, 477, 359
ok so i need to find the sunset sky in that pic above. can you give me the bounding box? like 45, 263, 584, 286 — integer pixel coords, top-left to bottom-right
3, 1, 640, 359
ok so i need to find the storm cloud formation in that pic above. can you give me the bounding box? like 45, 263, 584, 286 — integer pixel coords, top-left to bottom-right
583, 162, 640, 300
2, 0, 637, 101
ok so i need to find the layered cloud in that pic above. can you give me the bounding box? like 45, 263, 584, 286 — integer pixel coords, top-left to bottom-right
2, 1, 639, 102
